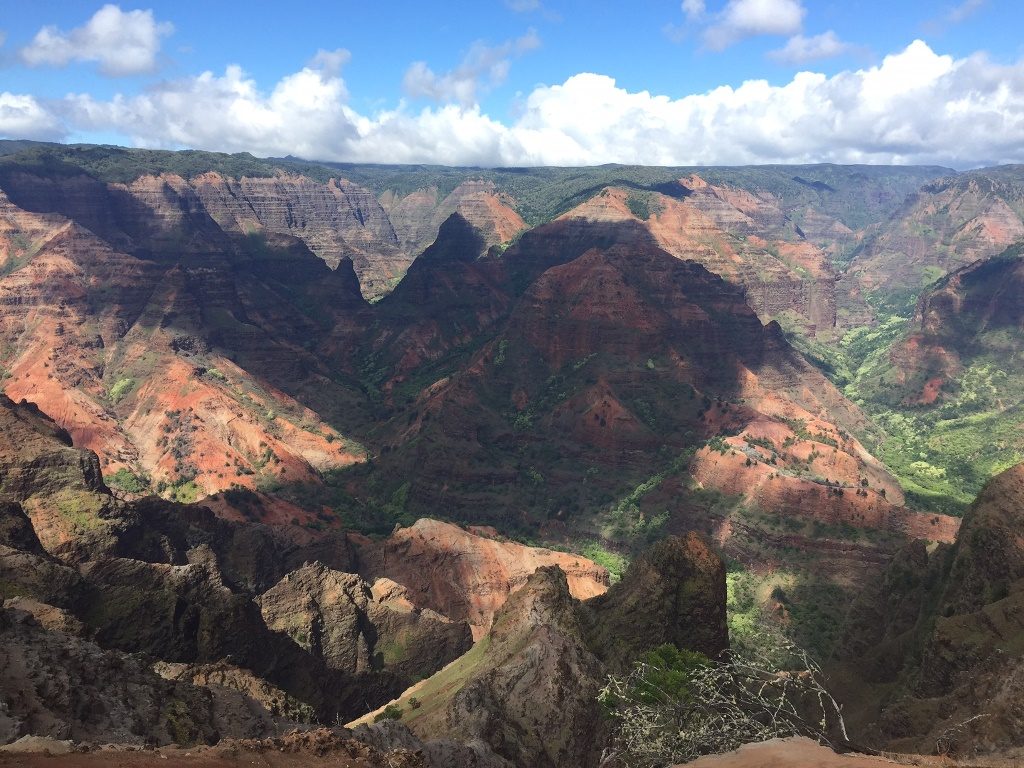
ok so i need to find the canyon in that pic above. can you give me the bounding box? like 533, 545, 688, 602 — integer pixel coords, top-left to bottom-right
1, 141, 1023, 765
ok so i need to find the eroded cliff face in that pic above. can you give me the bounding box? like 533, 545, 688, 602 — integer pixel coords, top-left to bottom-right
0, 178, 369, 501
886, 247, 1024, 404
849, 173, 1024, 308
838, 462, 1024, 756
0, 168, 407, 300
380, 180, 525, 260
257, 563, 472, 678
356, 518, 609, 639
372, 218, 911, 549
189, 173, 408, 299
352, 535, 727, 768
559, 179, 839, 335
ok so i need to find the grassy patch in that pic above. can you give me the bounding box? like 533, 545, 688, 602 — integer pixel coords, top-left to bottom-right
107, 376, 137, 404
580, 542, 629, 584
105, 468, 149, 493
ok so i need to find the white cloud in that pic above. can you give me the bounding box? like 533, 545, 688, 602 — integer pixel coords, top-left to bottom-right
20, 4, 173, 76
682, 0, 706, 20
5, 40, 1024, 169
0, 93, 65, 140
307, 48, 351, 78
704, 0, 806, 50
770, 31, 852, 63
402, 30, 540, 106
0, 30, 7, 48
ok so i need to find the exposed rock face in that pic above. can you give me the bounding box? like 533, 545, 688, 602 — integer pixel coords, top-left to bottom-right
839, 462, 1024, 756
373, 217, 906, 545
887, 247, 1024, 404
444, 566, 604, 768
190, 172, 407, 299
357, 518, 609, 639
585, 533, 728, 671
381, 180, 525, 259
849, 170, 1024, 307
0, 393, 114, 554
0, 173, 369, 501
356, 536, 728, 768
257, 563, 472, 678
560, 180, 839, 333
0, 602, 271, 747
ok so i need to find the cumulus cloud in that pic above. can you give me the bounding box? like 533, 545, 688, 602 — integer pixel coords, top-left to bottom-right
0, 93, 65, 140
20, 4, 173, 76
704, 0, 806, 50
402, 30, 540, 106
769, 31, 852, 63
307, 48, 351, 78
5, 40, 1024, 169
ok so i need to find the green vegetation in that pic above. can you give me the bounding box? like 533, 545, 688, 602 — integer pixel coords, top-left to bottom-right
0, 141, 336, 184
160, 479, 201, 504
105, 468, 149, 494
107, 377, 137, 404
581, 542, 629, 584
789, 287, 1024, 515
51, 490, 107, 533
373, 703, 404, 722
625, 191, 661, 220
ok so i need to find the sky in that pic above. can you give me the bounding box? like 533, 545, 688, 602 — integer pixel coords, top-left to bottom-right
1, 0, 1022, 168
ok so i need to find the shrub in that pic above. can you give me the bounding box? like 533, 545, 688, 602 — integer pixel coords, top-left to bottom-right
108, 377, 137, 404
600, 637, 848, 767
105, 468, 149, 494
373, 703, 403, 722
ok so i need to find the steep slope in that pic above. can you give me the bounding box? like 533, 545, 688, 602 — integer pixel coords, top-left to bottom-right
559, 178, 839, 335
380, 180, 525, 262
369, 217, 920, 550
849, 167, 1024, 310
0, 601, 291, 747
257, 563, 473, 679
838, 462, 1024, 757
355, 518, 609, 639
352, 534, 727, 768
189, 172, 407, 299
0, 173, 370, 501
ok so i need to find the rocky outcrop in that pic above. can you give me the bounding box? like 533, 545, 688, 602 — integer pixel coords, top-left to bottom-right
381, 180, 525, 259
355, 535, 728, 768
361, 566, 605, 768
585, 533, 728, 672
357, 518, 609, 639
0, 602, 279, 747
839, 462, 1024, 756
257, 563, 472, 679
444, 566, 605, 768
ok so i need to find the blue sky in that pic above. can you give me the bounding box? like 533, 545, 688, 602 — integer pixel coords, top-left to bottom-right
1, 1, 1022, 166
